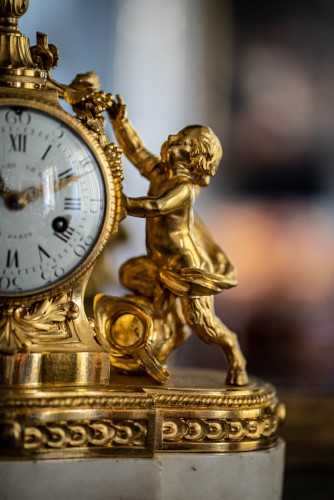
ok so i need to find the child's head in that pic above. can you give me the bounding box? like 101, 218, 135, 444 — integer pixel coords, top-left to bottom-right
161, 125, 223, 185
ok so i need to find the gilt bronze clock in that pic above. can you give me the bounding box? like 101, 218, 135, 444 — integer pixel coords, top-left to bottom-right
0, 0, 284, 461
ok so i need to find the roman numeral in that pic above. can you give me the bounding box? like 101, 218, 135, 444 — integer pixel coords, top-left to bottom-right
53, 226, 75, 243
58, 168, 75, 180
38, 245, 51, 261
9, 133, 27, 153
41, 144, 52, 160
64, 197, 81, 210
6, 249, 19, 268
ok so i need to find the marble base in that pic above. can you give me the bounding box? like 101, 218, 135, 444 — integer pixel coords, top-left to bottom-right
0, 438, 285, 500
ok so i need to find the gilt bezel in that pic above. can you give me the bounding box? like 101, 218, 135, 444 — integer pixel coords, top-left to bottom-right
0, 92, 118, 305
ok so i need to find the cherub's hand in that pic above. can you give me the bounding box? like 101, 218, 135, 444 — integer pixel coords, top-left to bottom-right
119, 192, 128, 221
110, 94, 127, 121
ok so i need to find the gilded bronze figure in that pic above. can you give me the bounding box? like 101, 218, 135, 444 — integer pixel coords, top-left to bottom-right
95, 97, 248, 386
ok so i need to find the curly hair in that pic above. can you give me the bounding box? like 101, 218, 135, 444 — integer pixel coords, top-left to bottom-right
180, 125, 223, 177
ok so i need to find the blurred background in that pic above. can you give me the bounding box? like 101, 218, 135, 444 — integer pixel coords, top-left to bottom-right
22, 1, 334, 497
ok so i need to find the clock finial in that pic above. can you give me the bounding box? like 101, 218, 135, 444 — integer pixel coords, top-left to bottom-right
0, 0, 48, 88
0, 0, 29, 29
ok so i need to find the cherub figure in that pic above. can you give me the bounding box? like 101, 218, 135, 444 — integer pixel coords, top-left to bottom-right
108, 97, 248, 386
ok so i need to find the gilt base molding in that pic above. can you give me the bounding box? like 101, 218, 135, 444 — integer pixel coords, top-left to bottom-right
0, 368, 285, 459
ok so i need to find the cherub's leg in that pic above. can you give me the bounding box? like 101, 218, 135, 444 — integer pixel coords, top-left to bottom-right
154, 297, 191, 364
181, 296, 249, 386
120, 255, 160, 298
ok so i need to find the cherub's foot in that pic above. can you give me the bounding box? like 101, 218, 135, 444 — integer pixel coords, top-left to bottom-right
226, 367, 249, 386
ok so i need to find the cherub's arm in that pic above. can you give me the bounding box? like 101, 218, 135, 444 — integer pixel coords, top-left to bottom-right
126, 183, 191, 217
108, 96, 160, 180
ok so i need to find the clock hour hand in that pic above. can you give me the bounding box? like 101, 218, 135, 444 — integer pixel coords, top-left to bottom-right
0, 172, 6, 193
0, 171, 28, 210
0, 171, 11, 196
2, 185, 43, 210
2, 175, 79, 211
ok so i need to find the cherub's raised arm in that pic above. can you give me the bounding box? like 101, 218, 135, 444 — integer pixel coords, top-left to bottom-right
108, 96, 160, 180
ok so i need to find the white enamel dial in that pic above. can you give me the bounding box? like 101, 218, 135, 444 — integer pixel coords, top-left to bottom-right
0, 105, 108, 296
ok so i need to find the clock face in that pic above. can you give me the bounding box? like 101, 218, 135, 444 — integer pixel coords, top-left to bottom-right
0, 105, 109, 297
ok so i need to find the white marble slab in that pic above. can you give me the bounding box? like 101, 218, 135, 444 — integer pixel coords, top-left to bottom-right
0, 439, 285, 500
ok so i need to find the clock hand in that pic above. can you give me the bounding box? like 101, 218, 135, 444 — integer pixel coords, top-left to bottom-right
0, 171, 33, 210
2, 175, 80, 211
56, 175, 80, 191
2, 185, 43, 210
0, 171, 10, 195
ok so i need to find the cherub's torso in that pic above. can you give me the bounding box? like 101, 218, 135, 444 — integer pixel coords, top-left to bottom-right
146, 165, 212, 272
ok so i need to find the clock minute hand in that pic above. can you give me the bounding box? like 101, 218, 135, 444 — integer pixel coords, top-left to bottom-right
56, 174, 80, 191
